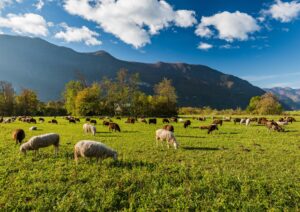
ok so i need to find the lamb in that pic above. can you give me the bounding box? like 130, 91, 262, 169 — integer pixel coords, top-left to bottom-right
12, 129, 25, 144
155, 129, 179, 149
20, 133, 60, 155
29, 126, 37, 131
74, 140, 118, 163
83, 123, 96, 136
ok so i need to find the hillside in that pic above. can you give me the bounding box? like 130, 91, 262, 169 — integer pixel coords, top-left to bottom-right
0, 34, 265, 109
265, 87, 300, 110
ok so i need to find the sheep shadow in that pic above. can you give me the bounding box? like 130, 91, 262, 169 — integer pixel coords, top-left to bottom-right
182, 146, 228, 151
177, 135, 206, 138
218, 132, 239, 135
122, 131, 139, 133
109, 160, 156, 170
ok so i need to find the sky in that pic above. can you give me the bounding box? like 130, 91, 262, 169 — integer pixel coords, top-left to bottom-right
0, 0, 300, 89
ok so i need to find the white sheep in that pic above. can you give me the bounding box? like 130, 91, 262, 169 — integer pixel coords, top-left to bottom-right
29, 126, 37, 131
155, 129, 179, 149
74, 140, 118, 163
20, 133, 60, 155
83, 123, 96, 136
276, 121, 288, 126
245, 118, 251, 126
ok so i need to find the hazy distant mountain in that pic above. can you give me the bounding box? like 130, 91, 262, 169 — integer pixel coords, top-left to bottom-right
0, 34, 265, 109
265, 87, 300, 110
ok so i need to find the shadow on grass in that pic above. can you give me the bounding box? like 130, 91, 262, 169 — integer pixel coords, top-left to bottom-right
109, 160, 156, 170
177, 135, 206, 138
182, 146, 228, 151
122, 131, 139, 133
218, 132, 239, 135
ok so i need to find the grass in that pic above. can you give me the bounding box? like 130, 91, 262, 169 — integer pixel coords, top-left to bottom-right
0, 116, 299, 210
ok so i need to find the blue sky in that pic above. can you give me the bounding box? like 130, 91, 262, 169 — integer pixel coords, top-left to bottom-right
0, 0, 300, 89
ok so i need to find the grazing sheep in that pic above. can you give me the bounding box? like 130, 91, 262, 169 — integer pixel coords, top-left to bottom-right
29, 126, 37, 131
198, 117, 206, 121
74, 140, 118, 163
155, 129, 179, 149
49, 119, 58, 124
109, 123, 121, 132
140, 118, 147, 124
233, 118, 241, 124
178, 118, 184, 123
170, 117, 178, 123
83, 123, 96, 136
86, 118, 91, 122
213, 119, 223, 126
240, 119, 246, 124
38, 118, 45, 123
90, 120, 97, 125
69, 119, 76, 124
245, 118, 251, 126
125, 118, 135, 124
20, 133, 60, 155
12, 129, 25, 144
208, 124, 218, 134
162, 118, 169, 123
149, 118, 157, 124
184, 120, 191, 128
103, 120, 110, 126
163, 124, 174, 132
266, 121, 284, 132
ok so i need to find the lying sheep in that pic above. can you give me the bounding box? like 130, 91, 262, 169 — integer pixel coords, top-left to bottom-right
83, 123, 96, 136
12, 129, 25, 144
155, 129, 179, 149
74, 140, 118, 163
20, 133, 60, 155
29, 126, 37, 131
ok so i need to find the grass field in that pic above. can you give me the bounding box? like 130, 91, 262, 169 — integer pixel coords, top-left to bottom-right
0, 117, 299, 210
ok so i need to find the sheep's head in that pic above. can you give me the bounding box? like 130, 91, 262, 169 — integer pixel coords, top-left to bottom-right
19, 144, 27, 154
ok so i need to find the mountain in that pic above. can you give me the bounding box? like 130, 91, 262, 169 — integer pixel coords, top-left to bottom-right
0, 34, 265, 109
265, 87, 300, 110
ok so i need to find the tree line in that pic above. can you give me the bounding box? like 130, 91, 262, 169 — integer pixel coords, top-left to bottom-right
0, 69, 283, 116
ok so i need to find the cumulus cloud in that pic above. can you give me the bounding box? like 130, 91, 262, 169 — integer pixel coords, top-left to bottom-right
63, 0, 197, 48
195, 11, 260, 42
263, 0, 300, 22
0, 0, 23, 11
0, 13, 48, 36
198, 42, 213, 50
55, 23, 102, 46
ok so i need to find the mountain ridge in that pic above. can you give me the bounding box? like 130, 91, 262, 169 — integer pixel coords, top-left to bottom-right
0, 34, 265, 109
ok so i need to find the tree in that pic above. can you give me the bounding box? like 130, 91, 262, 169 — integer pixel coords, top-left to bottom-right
246, 93, 283, 115
153, 78, 178, 116
15, 89, 39, 115
246, 96, 260, 113
0, 81, 15, 116
75, 83, 101, 116
63, 81, 85, 115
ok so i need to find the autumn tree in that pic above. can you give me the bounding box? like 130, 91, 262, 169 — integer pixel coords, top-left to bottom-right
75, 83, 101, 116
0, 81, 15, 116
63, 80, 85, 115
246, 93, 283, 115
15, 89, 39, 115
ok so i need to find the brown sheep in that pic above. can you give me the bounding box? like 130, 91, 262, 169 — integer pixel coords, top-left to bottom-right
103, 121, 110, 126
149, 118, 157, 124
162, 118, 169, 123
213, 119, 223, 126
170, 117, 178, 123
12, 129, 25, 145
233, 118, 241, 124
90, 120, 97, 125
184, 120, 191, 128
109, 123, 121, 132
266, 120, 284, 132
208, 124, 218, 134
163, 125, 174, 132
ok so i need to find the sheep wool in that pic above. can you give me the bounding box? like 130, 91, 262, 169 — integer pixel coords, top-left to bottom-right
74, 140, 117, 163
20, 133, 60, 155
155, 129, 179, 149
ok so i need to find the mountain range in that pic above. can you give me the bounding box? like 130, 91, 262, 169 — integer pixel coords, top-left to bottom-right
265, 87, 300, 110
0, 34, 266, 109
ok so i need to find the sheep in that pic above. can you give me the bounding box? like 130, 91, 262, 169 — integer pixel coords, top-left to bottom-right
12, 129, 25, 145
83, 123, 96, 136
162, 118, 169, 123
108, 123, 121, 132
163, 124, 174, 132
20, 133, 60, 155
155, 129, 179, 149
38, 118, 45, 123
213, 119, 223, 126
149, 118, 157, 124
233, 118, 241, 124
69, 119, 76, 124
74, 140, 118, 163
90, 120, 97, 125
207, 124, 218, 134
245, 118, 251, 126
29, 126, 37, 131
184, 120, 191, 128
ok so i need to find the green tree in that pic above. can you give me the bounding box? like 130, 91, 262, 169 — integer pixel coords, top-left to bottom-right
63, 81, 85, 115
0, 81, 15, 116
246, 96, 261, 113
75, 83, 101, 116
15, 89, 39, 115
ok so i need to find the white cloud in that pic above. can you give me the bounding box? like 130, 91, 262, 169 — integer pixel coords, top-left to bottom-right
55, 23, 102, 46
220, 44, 240, 49
197, 42, 213, 50
0, 0, 23, 11
34, 0, 45, 10
263, 0, 300, 22
195, 11, 260, 42
0, 13, 48, 36
63, 0, 197, 48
